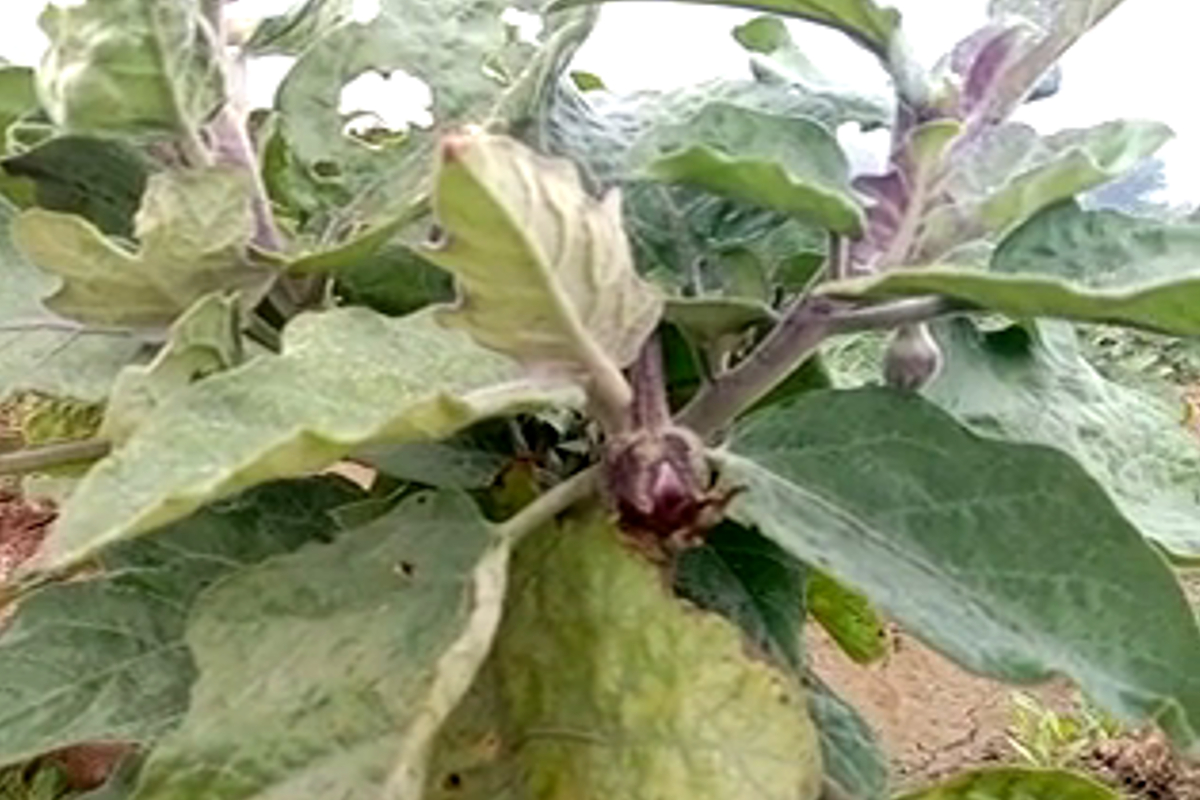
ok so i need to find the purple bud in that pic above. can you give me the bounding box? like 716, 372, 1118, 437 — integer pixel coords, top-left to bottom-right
884, 324, 944, 391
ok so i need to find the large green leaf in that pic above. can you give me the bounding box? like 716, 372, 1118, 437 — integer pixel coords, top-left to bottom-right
13, 167, 274, 327
133, 490, 510, 800
896, 767, 1119, 800
37, 0, 224, 137
806, 673, 888, 800
722, 388, 1200, 749
2, 135, 150, 237
633, 102, 863, 235
0, 477, 363, 767
31, 307, 579, 574
821, 267, 1200, 337
550, 0, 900, 57
0, 195, 146, 402
926, 318, 1200, 559
993, 199, 1200, 286
421, 132, 662, 379
274, 0, 546, 229
423, 504, 824, 799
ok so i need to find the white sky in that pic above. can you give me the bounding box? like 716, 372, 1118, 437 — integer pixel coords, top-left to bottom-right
2, 0, 1196, 201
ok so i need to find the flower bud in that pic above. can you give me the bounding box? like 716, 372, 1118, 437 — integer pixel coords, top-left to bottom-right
883, 323, 943, 391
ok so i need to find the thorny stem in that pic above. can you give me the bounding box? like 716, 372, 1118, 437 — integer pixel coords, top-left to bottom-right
0, 439, 111, 477
676, 294, 958, 439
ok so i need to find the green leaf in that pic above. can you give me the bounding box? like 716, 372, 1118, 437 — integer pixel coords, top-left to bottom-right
243, 0, 353, 56
290, 215, 454, 315
0, 477, 363, 767
423, 504, 824, 799
31, 307, 579, 575
422, 132, 662, 379
732, 15, 891, 122
895, 767, 1119, 800
994, 199, 1200, 286
2, 135, 150, 237
355, 418, 515, 489
634, 102, 863, 235
674, 519, 808, 670
0, 195, 146, 402
663, 296, 777, 346
274, 0, 546, 227
806, 673, 888, 800
37, 0, 224, 137
132, 490, 509, 800
549, 0, 900, 57
99, 292, 243, 445
569, 70, 605, 91
821, 267, 1200, 337
927, 318, 1200, 559
806, 569, 887, 665
976, 120, 1172, 235
13, 167, 275, 328
723, 388, 1200, 750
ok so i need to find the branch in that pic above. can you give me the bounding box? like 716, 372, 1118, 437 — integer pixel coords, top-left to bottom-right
629, 333, 670, 431
494, 465, 600, 544
0, 439, 111, 476
676, 295, 959, 439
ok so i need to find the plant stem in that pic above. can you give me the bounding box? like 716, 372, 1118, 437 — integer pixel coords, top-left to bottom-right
629, 334, 669, 431
0, 439, 112, 477
494, 465, 600, 545
676, 295, 958, 439
676, 296, 837, 438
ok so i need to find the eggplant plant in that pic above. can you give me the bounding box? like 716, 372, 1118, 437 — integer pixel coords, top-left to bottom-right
0, 0, 1198, 798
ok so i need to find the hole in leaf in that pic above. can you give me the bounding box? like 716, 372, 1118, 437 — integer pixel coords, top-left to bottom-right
395, 561, 416, 578
338, 70, 432, 145
425, 223, 448, 250
351, 0, 380, 23
500, 7, 543, 44
443, 773, 463, 790
243, 55, 297, 111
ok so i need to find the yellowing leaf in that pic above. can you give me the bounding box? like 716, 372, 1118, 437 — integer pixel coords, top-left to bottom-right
422, 132, 662, 390
13, 167, 275, 327
423, 504, 824, 799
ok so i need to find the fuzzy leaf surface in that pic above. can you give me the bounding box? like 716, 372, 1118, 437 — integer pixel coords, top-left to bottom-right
423, 504, 823, 799
422, 132, 662, 376
13, 167, 273, 327
0, 477, 362, 767
133, 491, 509, 800
724, 388, 1200, 750
37, 0, 224, 136
33, 308, 573, 574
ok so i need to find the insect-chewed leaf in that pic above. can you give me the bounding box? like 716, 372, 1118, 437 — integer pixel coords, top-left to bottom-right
422, 132, 663, 382
422, 503, 823, 799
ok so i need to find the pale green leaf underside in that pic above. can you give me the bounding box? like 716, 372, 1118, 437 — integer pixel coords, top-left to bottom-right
34, 307, 579, 574
823, 267, 1200, 336
13, 167, 272, 327
0, 478, 360, 768
0, 194, 145, 402
133, 490, 508, 800
424, 504, 823, 799
895, 767, 1119, 799
725, 388, 1200, 750
422, 133, 662, 374
927, 319, 1200, 559
37, 0, 224, 136
549, 0, 899, 55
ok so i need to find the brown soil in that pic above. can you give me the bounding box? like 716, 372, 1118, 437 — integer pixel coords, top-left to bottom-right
809, 574, 1200, 799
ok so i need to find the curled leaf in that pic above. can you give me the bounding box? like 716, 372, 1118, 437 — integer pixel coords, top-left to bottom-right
422, 131, 662, 396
